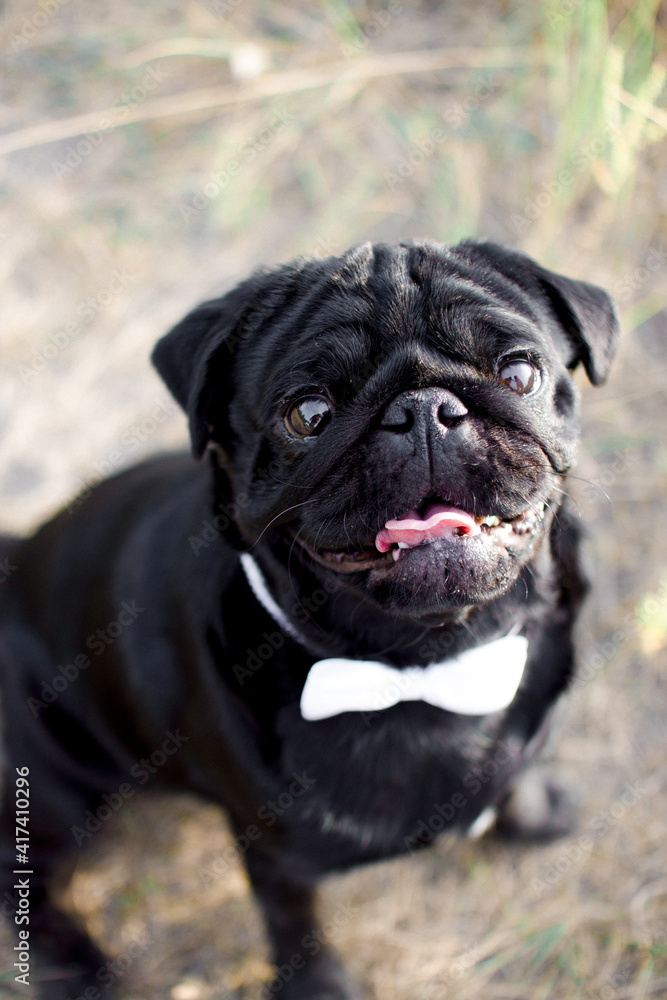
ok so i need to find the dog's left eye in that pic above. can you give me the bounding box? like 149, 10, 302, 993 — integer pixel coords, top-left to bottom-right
284, 395, 333, 438
498, 359, 540, 396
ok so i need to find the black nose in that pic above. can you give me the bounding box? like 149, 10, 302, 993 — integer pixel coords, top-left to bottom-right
380, 387, 468, 433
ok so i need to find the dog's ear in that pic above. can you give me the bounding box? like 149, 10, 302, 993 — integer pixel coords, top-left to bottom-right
153, 259, 326, 458
152, 279, 263, 458
459, 242, 621, 385
529, 264, 620, 385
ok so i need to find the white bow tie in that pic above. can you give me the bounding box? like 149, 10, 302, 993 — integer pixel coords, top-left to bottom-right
300, 635, 528, 721
238, 553, 527, 721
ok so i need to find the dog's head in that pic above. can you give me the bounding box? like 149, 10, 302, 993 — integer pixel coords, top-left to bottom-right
153, 240, 618, 624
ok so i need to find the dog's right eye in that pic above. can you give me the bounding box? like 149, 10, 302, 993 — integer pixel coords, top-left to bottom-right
284, 395, 333, 438
498, 358, 541, 396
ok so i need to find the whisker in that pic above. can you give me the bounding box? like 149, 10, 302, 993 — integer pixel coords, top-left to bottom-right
562, 473, 616, 506
250, 497, 320, 548
266, 471, 311, 488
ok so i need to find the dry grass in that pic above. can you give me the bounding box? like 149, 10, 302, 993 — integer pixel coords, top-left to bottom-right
0, 1, 666, 997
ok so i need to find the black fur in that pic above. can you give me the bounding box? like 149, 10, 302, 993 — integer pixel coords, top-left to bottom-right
0, 240, 619, 999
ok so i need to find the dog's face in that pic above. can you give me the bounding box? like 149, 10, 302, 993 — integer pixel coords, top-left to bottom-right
154, 240, 618, 624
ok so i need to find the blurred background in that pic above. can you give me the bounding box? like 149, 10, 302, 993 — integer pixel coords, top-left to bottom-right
1, 1, 666, 997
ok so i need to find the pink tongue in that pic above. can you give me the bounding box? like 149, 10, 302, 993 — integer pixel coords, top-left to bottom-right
375, 504, 480, 552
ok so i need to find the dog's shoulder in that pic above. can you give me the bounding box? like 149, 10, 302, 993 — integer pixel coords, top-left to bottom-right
4, 452, 211, 626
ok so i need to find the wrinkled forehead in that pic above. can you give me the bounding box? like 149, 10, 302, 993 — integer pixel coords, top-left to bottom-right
237, 242, 554, 389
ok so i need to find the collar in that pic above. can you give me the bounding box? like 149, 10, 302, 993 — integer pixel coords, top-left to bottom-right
240, 551, 307, 646
239, 553, 527, 719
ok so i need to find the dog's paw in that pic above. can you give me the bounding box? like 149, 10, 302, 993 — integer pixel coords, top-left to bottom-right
30, 902, 115, 1000
494, 766, 578, 842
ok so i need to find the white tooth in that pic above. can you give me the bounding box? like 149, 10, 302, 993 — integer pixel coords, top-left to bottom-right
392, 548, 401, 561
397, 542, 410, 549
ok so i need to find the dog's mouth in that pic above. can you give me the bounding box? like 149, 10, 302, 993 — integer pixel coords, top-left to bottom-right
292, 499, 546, 575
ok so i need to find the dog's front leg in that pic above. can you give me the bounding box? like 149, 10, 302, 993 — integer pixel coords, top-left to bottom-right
0, 848, 113, 1000
244, 847, 360, 1000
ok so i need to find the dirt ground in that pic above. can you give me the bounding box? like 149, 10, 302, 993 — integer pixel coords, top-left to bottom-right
1, 1, 666, 998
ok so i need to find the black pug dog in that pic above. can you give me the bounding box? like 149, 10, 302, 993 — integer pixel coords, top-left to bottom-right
0, 239, 618, 999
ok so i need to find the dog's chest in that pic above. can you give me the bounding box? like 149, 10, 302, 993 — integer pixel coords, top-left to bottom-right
273, 702, 515, 866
